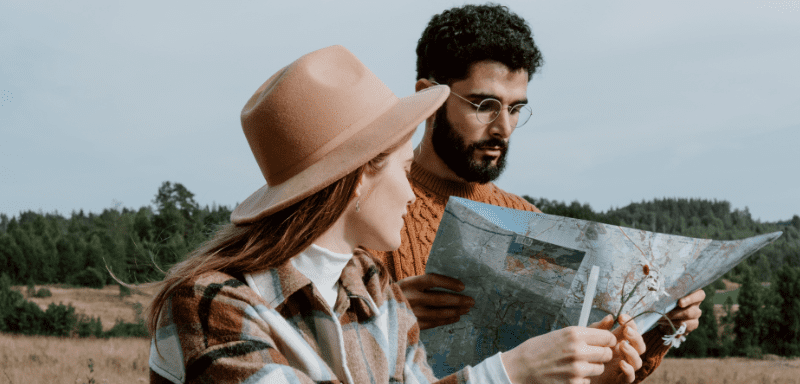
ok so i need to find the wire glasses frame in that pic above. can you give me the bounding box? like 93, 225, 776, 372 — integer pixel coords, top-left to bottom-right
431, 80, 532, 128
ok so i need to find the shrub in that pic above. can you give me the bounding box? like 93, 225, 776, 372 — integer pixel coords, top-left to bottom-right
3, 300, 46, 335
76, 315, 103, 338
103, 319, 149, 338
69, 267, 106, 289
43, 302, 77, 336
34, 288, 52, 298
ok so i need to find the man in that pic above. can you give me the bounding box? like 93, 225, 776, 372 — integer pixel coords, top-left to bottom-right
373, 3, 706, 383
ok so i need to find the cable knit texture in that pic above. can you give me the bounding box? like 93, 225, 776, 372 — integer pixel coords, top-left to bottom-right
372, 160, 669, 383
374, 161, 541, 281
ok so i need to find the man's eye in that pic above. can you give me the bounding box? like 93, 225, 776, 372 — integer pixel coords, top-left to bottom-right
477, 104, 494, 112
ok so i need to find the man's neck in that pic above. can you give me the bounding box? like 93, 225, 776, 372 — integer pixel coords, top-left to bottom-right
413, 137, 470, 184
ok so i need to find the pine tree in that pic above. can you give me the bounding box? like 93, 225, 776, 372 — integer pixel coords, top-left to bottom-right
773, 266, 800, 356
734, 265, 765, 357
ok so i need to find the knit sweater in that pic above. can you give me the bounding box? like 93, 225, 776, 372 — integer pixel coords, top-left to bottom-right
373, 161, 670, 384
376, 161, 541, 281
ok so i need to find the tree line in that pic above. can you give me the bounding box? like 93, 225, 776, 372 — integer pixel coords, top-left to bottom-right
0, 182, 798, 355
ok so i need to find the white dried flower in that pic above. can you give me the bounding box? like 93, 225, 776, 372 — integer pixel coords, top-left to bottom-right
645, 269, 669, 298
662, 323, 687, 348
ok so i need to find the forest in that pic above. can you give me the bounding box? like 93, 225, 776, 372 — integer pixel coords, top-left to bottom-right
1, 181, 799, 357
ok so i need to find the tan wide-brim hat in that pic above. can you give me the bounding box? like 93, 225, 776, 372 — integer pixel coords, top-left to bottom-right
231, 45, 449, 224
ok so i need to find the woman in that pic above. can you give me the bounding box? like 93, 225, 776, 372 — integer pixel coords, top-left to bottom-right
147, 45, 644, 384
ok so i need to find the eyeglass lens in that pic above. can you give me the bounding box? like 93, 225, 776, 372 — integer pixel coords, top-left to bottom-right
476, 99, 532, 127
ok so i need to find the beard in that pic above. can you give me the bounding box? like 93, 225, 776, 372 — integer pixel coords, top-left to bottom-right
430, 104, 509, 184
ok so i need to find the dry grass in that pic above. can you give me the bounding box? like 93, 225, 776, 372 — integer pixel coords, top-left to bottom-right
647, 356, 800, 383
15, 285, 157, 331
0, 334, 149, 384
4, 283, 798, 383
2, 334, 799, 383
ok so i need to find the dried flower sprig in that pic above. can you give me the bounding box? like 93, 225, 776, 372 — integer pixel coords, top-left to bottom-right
608, 264, 686, 348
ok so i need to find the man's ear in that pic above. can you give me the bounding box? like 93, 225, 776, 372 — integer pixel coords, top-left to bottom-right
416, 79, 440, 129
415, 78, 433, 93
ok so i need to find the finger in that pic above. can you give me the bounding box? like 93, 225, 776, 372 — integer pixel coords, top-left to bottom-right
589, 314, 614, 330
425, 273, 467, 292
625, 327, 646, 355
678, 289, 706, 307
413, 306, 469, 320
682, 319, 700, 333
618, 314, 638, 331
671, 303, 702, 318
619, 359, 635, 383
576, 345, 614, 364
409, 291, 475, 308
398, 273, 466, 292
576, 327, 617, 348
567, 379, 591, 384
622, 341, 643, 370
418, 316, 461, 330
666, 303, 701, 319
573, 361, 607, 378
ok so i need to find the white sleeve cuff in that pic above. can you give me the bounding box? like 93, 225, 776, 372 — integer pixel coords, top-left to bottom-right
470, 351, 513, 384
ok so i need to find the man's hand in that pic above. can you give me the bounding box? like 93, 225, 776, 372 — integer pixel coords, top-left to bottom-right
397, 273, 474, 330
500, 317, 617, 384
591, 314, 646, 384
660, 289, 706, 334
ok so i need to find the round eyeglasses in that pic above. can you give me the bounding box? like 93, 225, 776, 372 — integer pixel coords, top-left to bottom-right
431, 81, 532, 128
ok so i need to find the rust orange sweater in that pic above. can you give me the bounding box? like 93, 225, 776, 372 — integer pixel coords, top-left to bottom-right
373, 161, 670, 383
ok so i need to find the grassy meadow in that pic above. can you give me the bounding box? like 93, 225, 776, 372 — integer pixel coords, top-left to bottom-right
3, 283, 800, 383
3, 333, 800, 383
1, 334, 149, 384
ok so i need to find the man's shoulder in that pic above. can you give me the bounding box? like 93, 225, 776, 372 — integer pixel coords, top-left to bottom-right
485, 183, 542, 213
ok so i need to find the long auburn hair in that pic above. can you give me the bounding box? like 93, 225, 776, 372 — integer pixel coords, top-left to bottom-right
146, 132, 413, 334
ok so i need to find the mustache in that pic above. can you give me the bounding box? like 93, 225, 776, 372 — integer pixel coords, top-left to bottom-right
469, 138, 508, 151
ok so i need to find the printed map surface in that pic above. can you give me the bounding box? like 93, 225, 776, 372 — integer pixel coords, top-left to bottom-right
420, 197, 782, 377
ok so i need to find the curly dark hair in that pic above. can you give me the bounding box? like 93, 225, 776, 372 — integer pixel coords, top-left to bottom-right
416, 3, 543, 83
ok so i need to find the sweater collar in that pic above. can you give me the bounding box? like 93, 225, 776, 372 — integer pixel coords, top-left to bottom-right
409, 160, 496, 200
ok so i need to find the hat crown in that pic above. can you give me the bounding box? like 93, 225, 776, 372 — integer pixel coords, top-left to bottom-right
241, 45, 398, 185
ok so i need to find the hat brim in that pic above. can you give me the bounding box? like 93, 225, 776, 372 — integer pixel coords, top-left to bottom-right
231, 84, 449, 225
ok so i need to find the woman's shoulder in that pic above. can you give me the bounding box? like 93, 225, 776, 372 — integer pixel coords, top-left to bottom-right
168, 270, 262, 309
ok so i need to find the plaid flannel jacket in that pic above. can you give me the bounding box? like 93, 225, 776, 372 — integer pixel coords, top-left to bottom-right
149, 251, 506, 384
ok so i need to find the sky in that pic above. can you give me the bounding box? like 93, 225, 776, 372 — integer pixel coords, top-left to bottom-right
1, 0, 799, 223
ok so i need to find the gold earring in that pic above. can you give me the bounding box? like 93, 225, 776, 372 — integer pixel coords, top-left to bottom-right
356, 199, 360, 212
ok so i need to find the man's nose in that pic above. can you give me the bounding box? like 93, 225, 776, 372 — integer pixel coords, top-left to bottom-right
489, 109, 514, 138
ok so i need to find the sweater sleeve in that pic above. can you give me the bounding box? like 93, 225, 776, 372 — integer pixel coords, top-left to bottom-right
632, 327, 671, 383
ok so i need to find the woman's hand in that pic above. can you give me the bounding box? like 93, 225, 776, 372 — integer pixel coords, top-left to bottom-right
590, 314, 646, 384
500, 318, 617, 384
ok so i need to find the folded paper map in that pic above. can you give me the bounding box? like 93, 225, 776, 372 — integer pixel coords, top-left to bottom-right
420, 197, 782, 377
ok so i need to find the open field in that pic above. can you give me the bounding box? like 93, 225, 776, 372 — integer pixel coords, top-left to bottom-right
647, 356, 800, 383
2, 334, 800, 383
1, 334, 149, 384
13, 284, 157, 331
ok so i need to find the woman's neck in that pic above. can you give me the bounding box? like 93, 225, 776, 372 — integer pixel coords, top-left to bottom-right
313, 214, 357, 254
